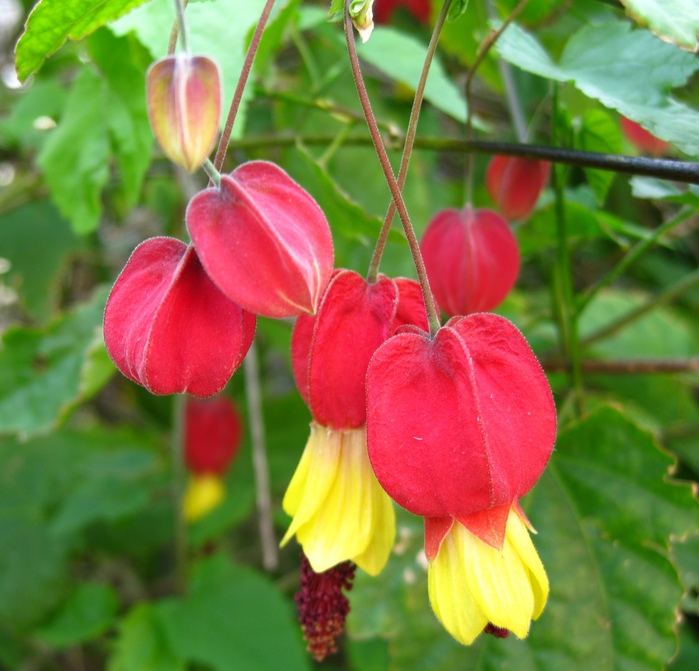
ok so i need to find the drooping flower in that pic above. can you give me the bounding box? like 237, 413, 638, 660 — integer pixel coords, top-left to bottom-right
282, 270, 428, 576
366, 313, 556, 642
620, 116, 670, 157
183, 396, 243, 520
186, 161, 334, 319
485, 155, 550, 221
104, 238, 255, 397
146, 54, 221, 172
420, 206, 520, 317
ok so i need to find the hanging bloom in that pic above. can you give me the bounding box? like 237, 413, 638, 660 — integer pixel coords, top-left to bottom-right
103, 238, 255, 397
620, 116, 670, 157
282, 270, 428, 576
485, 155, 550, 221
183, 396, 243, 520
366, 313, 556, 642
427, 504, 548, 644
420, 206, 519, 317
147, 54, 221, 172
186, 161, 334, 319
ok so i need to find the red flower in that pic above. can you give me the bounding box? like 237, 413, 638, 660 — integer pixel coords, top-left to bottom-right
185, 396, 243, 476
186, 161, 334, 318
485, 155, 550, 221
103, 237, 255, 397
366, 313, 556, 549
420, 206, 520, 317
620, 116, 670, 157
374, 0, 431, 25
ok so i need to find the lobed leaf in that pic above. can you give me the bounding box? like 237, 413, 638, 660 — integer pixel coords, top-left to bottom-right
620, 0, 699, 52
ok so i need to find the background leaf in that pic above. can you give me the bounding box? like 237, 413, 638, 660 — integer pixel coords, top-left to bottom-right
620, 0, 699, 51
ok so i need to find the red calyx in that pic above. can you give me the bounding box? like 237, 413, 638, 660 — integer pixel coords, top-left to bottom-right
291, 270, 429, 430
103, 237, 255, 397
186, 160, 334, 319
185, 396, 243, 476
420, 206, 520, 317
366, 313, 556, 549
374, 0, 431, 25
620, 116, 670, 157
486, 155, 550, 222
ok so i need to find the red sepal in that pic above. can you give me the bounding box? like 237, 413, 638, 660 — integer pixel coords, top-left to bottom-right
420, 206, 519, 317
186, 161, 334, 318
367, 313, 556, 520
424, 516, 454, 562
104, 238, 255, 397
455, 503, 512, 551
185, 396, 243, 475
486, 155, 550, 221
620, 116, 670, 157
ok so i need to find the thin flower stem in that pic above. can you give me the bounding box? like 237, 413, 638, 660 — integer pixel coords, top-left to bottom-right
202, 159, 221, 187
367, 0, 453, 283
172, 393, 188, 593
581, 267, 699, 347
577, 206, 694, 315
171, 0, 190, 54
244, 340, 278, 572
211, 0, 277, 180
463, 0, 530, 202
344, 1, 440, 336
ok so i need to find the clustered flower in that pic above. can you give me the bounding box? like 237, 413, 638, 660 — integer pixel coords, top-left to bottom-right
104, 45, 558, 663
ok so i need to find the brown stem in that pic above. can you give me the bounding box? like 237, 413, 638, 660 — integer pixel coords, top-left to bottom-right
168, 0, 190, 55
541, 358, 699, 374
367, 0, 453, 283
210, 0, 277, 180
344, 0, 440, 336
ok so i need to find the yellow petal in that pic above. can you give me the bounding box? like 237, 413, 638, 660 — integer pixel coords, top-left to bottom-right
281, 424, 340, 546
183, 474, 225, 521
506, 508, 549, 620
281, 424, 395, 575
428, 528, 488, 645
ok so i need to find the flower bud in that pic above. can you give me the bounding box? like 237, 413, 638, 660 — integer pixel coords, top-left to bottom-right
186, 161, 334, 318
103, 238, 255, 397
620, 116, 670, 157
147, 54, 221, 172
485, 155, 550, 221
420, 206, 519, 317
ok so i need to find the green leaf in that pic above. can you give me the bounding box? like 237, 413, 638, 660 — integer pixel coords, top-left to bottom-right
0, 287, 113, 438
108, 604, 184, 671
37, 30, 151, 234
620, 0, 699, 51
35, 583, 119, 647
576, 108, 623, 204
349, 406, 696, 670
157, 554, 311, 671
496, 20, 699, 156
630, 177, 699, 207
110, 0, 268, 138
15, 0, 152, 82
0, 201, 85, 322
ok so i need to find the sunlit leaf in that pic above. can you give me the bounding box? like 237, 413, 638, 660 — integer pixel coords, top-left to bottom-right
620, 0, 699, 51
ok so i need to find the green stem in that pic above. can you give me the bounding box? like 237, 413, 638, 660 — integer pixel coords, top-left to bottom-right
344, 0, 440, 336
210, 0, 277, 179
202, 158, 221, 187
551, 85, 584, 413
463, 0, 530, 202
581, 267, 699, 347
577, 206, 693, 315
172, 0, 189, 54
367, 0, 453, 283
172, 393, 187, 593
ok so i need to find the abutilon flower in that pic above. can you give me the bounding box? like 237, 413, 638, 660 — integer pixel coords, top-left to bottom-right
146, 54, 221, 172
103, 237, 255, 397
186, 161, 334, 319
183, 396, 243, 521
281, 270, 429, 577
420, 206, 520, 317
620, 116, 670, 157
366, 313, 556, 644
485, 155, 550, 221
